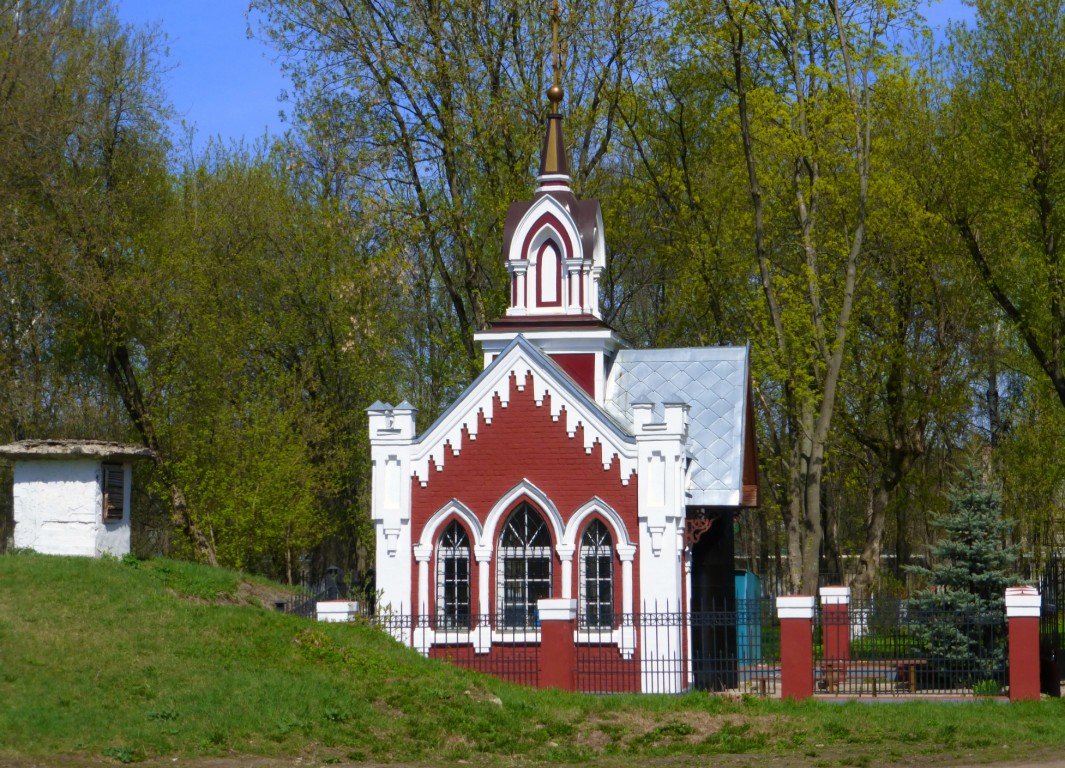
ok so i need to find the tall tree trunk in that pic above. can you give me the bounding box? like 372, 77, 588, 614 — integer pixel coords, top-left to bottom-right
105, 330, 217, 565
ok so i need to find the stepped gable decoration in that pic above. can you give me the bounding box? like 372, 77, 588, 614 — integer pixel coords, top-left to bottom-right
366, 0, 760, 694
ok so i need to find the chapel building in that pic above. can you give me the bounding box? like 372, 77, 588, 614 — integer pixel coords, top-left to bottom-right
368, 75, 759, 693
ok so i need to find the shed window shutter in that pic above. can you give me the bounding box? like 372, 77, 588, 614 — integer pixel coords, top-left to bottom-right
102, 464, 124, 521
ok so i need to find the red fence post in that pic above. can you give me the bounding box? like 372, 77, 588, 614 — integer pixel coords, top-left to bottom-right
1005, 586, 1041, 702
777, 595, 815, 701
819, 586, 850, 687
537, 598, 577, 691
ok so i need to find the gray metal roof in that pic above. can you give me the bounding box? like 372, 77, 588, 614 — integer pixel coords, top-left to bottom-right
605, 346, 750, 507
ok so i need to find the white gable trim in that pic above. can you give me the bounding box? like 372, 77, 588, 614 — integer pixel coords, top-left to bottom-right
562, 497, 634, 549
510, 195, 581, 263
418, 498, 484, 551
482, 478, 564, 553
410, 338, 636, 485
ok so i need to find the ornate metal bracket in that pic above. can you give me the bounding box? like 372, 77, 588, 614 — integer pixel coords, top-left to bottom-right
684, 515, 714, 547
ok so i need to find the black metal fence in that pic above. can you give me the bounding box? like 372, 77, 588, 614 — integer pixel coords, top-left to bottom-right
367, 599, 782, 695
815, 599, 1008, 697
274, 569, 373, 619
1039, 553, 1064, 696
574, 600, 781, 695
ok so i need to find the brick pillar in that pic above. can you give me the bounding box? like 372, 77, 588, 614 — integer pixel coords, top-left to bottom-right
819, 586, 850, 681
1005, 586, 1041, 702
777, 595, 815, 701
537, 598, 577, 691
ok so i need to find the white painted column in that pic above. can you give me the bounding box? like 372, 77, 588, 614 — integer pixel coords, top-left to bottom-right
474, 548, 492, 654
367, 401, 416, 645
413, 544, 433, 617
412, 544, 433, 655
557, 544, 575, 599
512, 262, 528, 314
617, 543, 636, 659
566, 262, 580, 313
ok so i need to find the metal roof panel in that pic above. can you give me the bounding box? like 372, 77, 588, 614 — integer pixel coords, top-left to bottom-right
605, 346, 750, 506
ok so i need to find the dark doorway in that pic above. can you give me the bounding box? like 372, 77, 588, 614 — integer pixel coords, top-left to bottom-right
689, 510, 736, 690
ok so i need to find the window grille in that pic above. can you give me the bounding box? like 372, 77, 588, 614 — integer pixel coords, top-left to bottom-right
497, 503, 552, 628
435, 521, 471, 629
579, 519, 613, 628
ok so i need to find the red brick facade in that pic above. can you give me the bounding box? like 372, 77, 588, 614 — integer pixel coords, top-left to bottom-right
410, 370, 638, 616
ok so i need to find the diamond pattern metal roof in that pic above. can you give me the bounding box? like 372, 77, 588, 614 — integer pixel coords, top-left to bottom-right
605, 346, 750, 506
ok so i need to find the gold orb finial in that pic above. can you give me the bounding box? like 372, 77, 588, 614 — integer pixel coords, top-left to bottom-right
548, 0, 565, 108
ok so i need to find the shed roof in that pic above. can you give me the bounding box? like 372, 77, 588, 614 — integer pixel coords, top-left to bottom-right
604, 346, 752, 507
0, 439, 152, 461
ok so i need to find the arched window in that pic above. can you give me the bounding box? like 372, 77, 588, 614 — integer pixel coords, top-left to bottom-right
436, 521, 471, 629
580, 520, 614, 629
497, 503, 552, 628
536, 241, 561, 306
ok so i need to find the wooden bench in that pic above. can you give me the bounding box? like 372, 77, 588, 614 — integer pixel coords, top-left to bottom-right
818, 661, 846, 693
894, 659, 928, 692
817, 660, 928, 695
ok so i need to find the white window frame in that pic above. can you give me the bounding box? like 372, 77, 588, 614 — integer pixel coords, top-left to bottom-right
435, 521, 471, 631
496, 503, 552, 629
578, 519, 614, 630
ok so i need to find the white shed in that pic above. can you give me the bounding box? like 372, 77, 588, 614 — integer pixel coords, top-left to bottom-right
0, 439, 152, 557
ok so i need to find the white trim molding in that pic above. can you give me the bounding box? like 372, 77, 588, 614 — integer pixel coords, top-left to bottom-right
1005, 586, 1041, 618
776, 595, 816, 620
818, 586, 850, 606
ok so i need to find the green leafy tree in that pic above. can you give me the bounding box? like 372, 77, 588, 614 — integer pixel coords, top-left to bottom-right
945, 0, 1065, 411
0, 0, 219, 561
253, 0, 647, 418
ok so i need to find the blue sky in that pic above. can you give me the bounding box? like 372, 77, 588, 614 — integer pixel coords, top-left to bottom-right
116, 1, 290, 148
114, 0, 975, 151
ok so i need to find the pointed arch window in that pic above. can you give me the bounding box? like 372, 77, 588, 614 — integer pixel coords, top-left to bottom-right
536, 241, 561, 306
580, 520, 614, 629
497, 503, 552, 628
436, 521, 471, 629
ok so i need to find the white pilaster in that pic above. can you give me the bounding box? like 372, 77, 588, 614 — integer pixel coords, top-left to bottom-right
474, 546, 493, 654
633, 401, 689, 693
412, 543, 433, 655
513, 261, 528, 314
634, 402, 689, 609
617, 543, 636, 659
476, 547, 491, 620
368, 400, 416, 629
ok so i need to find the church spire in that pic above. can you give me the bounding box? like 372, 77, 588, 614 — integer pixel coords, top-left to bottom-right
538, 1, 570, 187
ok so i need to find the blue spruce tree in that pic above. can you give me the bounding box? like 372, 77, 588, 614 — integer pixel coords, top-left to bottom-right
905, 459, 1020, 690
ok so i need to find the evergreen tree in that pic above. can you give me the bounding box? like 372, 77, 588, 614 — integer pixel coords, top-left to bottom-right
906, 459, 1020, 688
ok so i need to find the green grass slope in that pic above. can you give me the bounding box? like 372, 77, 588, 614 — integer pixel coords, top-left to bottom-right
2, 552, 1065, 766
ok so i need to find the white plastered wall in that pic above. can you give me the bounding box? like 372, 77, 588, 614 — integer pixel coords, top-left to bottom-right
12, 458, 131, 557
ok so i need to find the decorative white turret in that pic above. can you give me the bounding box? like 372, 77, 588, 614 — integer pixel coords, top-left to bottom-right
500, 91, 605, 320
474, 67, 624, 402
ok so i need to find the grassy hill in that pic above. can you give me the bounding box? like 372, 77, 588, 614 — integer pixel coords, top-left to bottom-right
2, 552, 1065, 766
